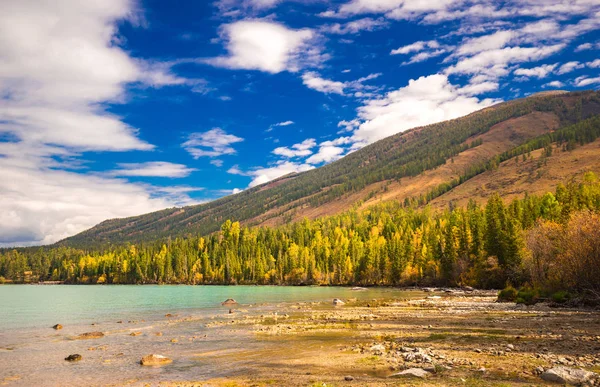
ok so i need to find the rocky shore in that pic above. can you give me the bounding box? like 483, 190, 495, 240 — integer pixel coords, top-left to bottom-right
189, 291, 600, 386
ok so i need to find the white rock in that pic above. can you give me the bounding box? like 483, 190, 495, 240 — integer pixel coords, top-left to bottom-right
541, 366, 598, 385
391, 368, 431, 379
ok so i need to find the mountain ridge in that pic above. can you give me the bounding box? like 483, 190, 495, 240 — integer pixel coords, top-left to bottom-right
58, 90, 600, 248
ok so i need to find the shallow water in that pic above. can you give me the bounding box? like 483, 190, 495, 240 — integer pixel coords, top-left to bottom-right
0, 285, 421, 386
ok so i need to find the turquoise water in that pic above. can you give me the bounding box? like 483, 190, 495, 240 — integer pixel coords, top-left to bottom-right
0, 285, 422, 386
0, 285, 407, 330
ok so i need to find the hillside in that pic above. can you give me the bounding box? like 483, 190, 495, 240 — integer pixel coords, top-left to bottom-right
59, 90, 600, 248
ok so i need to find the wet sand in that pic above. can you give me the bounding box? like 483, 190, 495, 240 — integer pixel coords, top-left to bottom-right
2, 290, 600, 386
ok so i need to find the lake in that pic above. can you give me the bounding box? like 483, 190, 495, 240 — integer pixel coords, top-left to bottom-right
0, 285, 423, 386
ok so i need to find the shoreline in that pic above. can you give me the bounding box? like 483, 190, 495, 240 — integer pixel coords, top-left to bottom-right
1, 290, 599, 386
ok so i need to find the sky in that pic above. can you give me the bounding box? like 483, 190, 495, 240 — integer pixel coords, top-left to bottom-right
1, 0, 599, 247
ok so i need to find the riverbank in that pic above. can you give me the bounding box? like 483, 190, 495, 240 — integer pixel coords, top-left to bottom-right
1, 288, 599, 386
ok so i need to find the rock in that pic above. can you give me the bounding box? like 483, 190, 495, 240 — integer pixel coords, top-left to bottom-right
541, 366, 598, 385
370, 344, 386, 355
164, 314, 173, 318
140, 354, 172, 366
52, 324, 63, 330
65, 354, 82, 362
427, 295, 442, 299
391, 368, 431, 379
155, 332, 163, 336
507, 344, 515, 350
344, 375, 355, 381
170, 338, 178, 343
535, 366, 545, 375
130, 332, 142, 336
75, 332, 104, 340
351, 287, 367, 291
221, 299, 237, 306
474, 348, 483, 353
477, 367, 486, 373
333, 298, 345, 306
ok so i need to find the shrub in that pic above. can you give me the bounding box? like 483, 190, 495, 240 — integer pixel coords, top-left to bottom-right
551, 290, 570, 304
516, 287, 539, 305
497, 285, 518, 302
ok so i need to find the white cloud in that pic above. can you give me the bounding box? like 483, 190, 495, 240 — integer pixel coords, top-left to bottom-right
543, 80, 565, 88
458, 81, 499, 96
302, 72, 381, 96
248, 161, 314, 188
574, 76, 600, 87
274, 120, 295, 127
306, 145, 345, 164
321, 17, 389, 35
588, 59, 600, 68
0, 150, 200, 246
204, 20, 322, 73
0, 0, 200, 246
183, 128, 244, 158
347, 74, 497, 146
391, 40, 447, 64
210, 159, 224, 167
272, 138, 316, 158
391, 40, 439, 55
111, 162, 197, 178
557, 61, 585, 74
514, 63, 558, 78
456, 31, 515, 56
446, 44, 565, 77
302, 72, 347, 95
576, 42, 600, 51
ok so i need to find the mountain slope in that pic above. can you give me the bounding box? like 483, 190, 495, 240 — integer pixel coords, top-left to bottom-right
59, 90, 600, 248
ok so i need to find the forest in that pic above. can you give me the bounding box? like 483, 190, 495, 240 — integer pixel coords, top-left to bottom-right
2, 172, 600, 302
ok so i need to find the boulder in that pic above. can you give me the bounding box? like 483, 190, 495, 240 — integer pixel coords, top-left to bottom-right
391, 368, 431, 379
541, 366, 598, 385
333, 298, 345, 306
140, 354, 172, 366
76, 332, 104, 340
53, 324, 63, 330
221, 299, 238, 306
65, 354, 82, 362
344, 375, 355, 381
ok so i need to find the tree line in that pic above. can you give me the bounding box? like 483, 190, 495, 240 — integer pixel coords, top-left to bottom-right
2, 173, 600, 296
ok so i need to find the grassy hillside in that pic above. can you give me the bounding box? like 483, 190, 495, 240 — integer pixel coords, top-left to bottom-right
59, 90, 600, 248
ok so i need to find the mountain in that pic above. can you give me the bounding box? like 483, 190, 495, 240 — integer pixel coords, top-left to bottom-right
59, 90, 600, 248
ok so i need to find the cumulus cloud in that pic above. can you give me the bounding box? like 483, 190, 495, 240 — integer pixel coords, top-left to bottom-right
0, 0, 199, 246
306, 145, 345, 164
348, 74, 497, 146
182, 128, 244, 158
204, 20, 322, 73
273, 138, 317, 158
110, 162, 198, 178
0, 151, 200, 246
588, 59, 600, 68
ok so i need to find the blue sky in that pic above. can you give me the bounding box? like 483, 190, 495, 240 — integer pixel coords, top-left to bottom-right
1, 0, 599, 246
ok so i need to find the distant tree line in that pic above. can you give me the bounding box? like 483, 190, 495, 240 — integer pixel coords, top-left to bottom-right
2, 173, 600, 298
